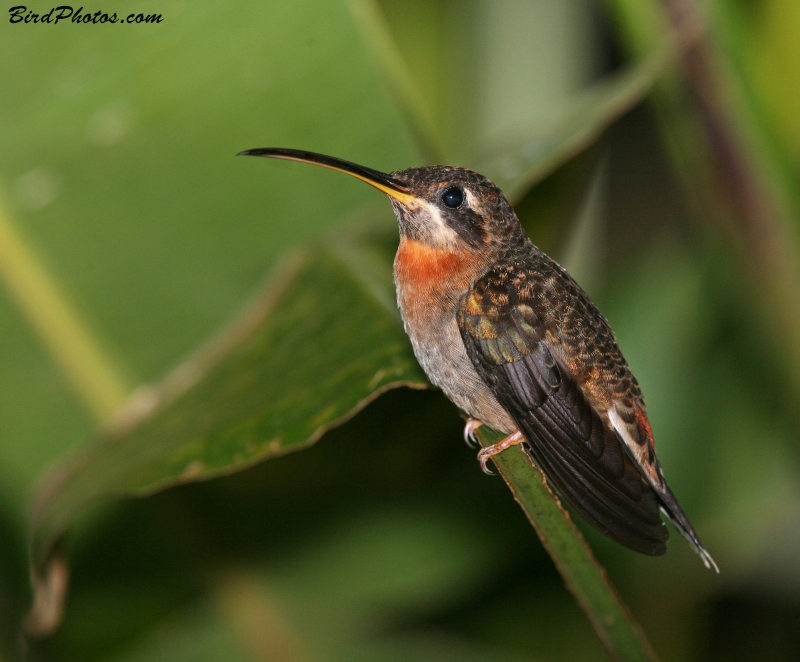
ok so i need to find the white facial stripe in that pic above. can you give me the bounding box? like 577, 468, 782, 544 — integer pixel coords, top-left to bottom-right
464, 188, 479, 208
414, 198, 459, 247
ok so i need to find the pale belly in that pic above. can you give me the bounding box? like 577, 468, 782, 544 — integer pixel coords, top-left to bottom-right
397, 289, 517, 435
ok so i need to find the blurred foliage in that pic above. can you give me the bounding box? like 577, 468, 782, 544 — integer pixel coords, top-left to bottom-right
2, 0, 800, 661
22, 13, 672, 658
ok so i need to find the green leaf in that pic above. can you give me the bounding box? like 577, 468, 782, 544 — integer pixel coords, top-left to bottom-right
0, 0, 420, 505
478, 428, 659, 662
473, 37, 676, 202
347, 0, 445, 163
27, 239, 426, 633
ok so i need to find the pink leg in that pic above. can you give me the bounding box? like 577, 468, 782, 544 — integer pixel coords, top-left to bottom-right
477, 430, 525, 475
463, 418, 483, 448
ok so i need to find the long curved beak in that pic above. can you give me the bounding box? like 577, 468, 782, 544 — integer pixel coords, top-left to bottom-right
237, 147, 416, 206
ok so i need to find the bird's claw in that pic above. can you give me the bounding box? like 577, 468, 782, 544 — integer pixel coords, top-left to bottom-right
477, 449, 496, 475
463, 418, 483, 448
475, 430, 525, 476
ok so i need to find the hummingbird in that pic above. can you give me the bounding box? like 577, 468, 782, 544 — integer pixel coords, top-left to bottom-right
239, 147, 718, 570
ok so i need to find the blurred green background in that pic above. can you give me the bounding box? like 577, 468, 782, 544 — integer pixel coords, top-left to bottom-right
2, 0, 800, 660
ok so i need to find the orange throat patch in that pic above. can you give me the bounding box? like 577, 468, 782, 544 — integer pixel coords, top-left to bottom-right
394, 238, 472, 294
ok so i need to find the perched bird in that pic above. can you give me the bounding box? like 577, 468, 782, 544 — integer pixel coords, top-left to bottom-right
239, 147, 717, 570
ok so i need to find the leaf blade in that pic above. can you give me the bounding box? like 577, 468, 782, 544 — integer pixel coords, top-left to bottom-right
29, 244, 427, 574
474, 37, 676, 202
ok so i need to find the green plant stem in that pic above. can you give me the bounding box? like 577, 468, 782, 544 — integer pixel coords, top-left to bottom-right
347, 0, 445, 164
0, 197, 128, 423
479, 427, 659, 662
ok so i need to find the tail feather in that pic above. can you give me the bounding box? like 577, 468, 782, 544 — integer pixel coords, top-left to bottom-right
658, 484, 719, 573
609, 407, 719, 572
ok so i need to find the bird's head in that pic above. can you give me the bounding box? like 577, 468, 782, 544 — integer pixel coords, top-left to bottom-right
238, 148, 524, 255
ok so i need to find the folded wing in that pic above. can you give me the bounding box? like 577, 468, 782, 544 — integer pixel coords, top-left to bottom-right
457, 268, 669, 555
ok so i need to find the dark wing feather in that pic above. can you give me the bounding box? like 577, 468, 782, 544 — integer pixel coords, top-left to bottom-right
458, 269, 669, 555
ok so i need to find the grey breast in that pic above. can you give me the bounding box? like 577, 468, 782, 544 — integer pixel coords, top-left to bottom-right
399, 290, 517, 435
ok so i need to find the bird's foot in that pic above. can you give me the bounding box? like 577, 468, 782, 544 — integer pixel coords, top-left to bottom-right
477, 430, 525, 475
463, 418, 483, 448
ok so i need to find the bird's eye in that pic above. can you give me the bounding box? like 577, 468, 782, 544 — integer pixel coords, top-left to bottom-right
441, 186, 464, 209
